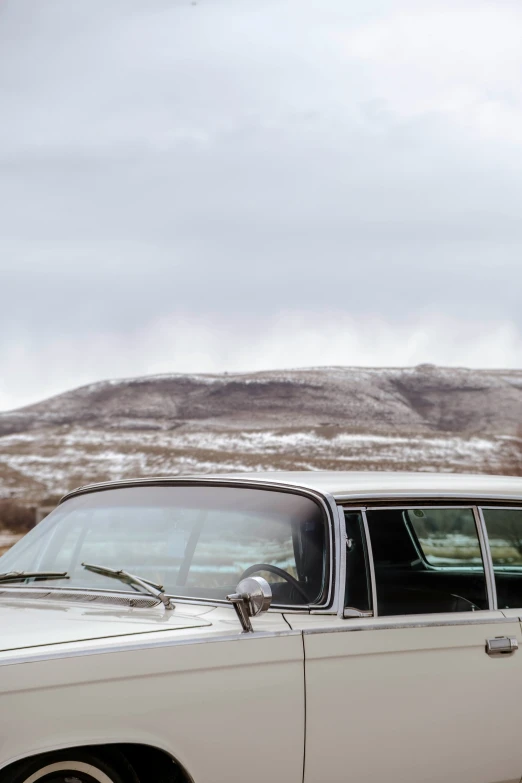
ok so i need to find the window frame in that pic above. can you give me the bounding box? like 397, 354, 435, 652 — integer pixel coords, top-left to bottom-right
342, 508, 376, 615
340, 503, 497, 617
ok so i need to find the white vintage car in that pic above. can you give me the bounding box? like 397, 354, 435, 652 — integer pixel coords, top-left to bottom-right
1, 471, 522, 783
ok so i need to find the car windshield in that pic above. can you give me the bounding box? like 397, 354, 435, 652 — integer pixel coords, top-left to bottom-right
0, 485, 328, 606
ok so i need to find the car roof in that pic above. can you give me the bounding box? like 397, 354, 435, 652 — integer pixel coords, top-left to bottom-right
62, 471, 522, 504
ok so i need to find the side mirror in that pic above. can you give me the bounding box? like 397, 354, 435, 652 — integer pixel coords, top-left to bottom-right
226, 576, 272, 633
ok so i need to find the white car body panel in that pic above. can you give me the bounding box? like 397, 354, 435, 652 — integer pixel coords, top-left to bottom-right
0, 606, 304, 782
289, 612, 522, 783
0, 600, 212, 652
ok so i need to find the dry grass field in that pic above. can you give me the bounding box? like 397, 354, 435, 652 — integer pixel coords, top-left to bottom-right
0, 366, 521, 557
0, 531, 22, 556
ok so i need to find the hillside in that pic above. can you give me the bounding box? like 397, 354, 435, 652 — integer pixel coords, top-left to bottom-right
1, 364, 522, 501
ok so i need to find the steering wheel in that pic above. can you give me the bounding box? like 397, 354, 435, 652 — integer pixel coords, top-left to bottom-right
239, 563, 310, 603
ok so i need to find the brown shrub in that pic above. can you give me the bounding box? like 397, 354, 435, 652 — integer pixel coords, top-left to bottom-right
0, 499, 36, 533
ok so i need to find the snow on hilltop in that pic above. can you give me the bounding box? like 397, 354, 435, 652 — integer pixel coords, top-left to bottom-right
1, 365, 521, 501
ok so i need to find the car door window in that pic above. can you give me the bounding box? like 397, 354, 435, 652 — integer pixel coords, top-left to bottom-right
482, 507, 522, 609
366, 507, 489, 616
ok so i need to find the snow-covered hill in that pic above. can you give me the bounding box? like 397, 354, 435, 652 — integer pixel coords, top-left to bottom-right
1, 365, 521, 501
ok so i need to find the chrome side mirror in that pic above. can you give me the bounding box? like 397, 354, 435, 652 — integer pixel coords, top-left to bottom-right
226, 576, 272, 633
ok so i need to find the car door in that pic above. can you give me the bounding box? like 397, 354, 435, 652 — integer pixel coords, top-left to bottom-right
298, 504, 522, 783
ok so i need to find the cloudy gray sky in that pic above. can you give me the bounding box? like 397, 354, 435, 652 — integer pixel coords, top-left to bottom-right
1, 0, 522, 410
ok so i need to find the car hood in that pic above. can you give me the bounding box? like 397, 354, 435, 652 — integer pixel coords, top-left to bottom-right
0, 593, 212, 652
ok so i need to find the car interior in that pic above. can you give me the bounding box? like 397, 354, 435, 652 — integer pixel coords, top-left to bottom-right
172, 515, 328, 605
345, 508, 496, 616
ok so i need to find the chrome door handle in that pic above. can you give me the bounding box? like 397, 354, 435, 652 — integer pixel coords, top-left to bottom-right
486, 637, 519, 656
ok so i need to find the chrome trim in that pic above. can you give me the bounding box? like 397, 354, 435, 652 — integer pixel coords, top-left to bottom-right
226, 576, 272, 633
322, 489, 341, 615
302, 614, 520, 635
0, 588, 161, 609
0, 584, 314, 614
361, 509, 378, 618
336, 504, 348, 619
51, 477, 339, 614
480, 505, 522, 510
335, 492, 522, 505
343, 608, 373, 618
474, 506, 497, 610
226, 591, 254, 633
0, 628, 301, 668
365, 504, 494, 510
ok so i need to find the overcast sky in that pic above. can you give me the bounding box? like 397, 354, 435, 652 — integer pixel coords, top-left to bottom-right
1, 0, 522, 411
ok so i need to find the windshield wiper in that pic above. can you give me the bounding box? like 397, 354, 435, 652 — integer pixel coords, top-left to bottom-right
81, 563, 174, 610
0, 571, 69, 584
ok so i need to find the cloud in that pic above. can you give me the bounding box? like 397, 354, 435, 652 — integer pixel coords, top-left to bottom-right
0, 0, 521, 409
341, 4, 522, 148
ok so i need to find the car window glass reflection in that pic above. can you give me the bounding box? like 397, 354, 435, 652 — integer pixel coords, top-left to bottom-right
0, 486, 327, 606
482, 508, 522, 609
